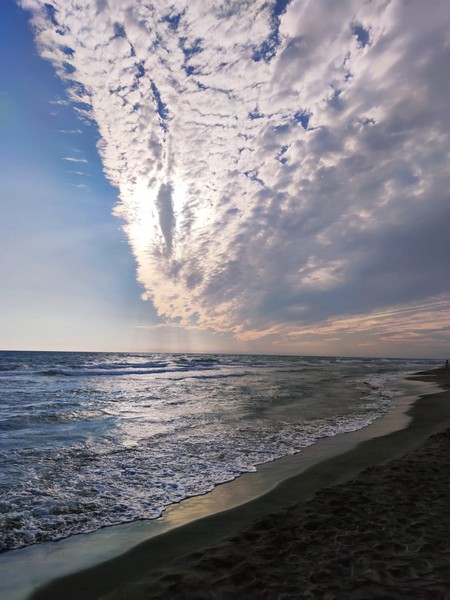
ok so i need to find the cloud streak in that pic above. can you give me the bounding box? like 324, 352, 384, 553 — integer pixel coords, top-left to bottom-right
62, 156, 88, 163
20, 0, 450, 351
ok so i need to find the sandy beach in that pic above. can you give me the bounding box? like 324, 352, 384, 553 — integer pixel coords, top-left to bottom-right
31, 368, 450, 599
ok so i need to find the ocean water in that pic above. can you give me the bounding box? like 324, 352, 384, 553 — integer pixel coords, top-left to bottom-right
0, 351, 439, 553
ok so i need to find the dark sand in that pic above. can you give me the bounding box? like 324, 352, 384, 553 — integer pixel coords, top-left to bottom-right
32, 368, 450, 599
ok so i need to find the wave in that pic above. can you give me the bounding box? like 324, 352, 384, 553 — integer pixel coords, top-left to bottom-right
35, 367, 209, 377
37, 369, 71, 376
0, 408, 106, 431
68, 360, 170, 371
35, 362, 231, 378
0, 364, 29, 372
0, 400, 396, 553
179, 372, 251, 380
0, 353, 441, 553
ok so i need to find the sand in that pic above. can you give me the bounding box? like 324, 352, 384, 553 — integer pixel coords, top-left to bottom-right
120, 428, 450, 599
31, 368, 450, 599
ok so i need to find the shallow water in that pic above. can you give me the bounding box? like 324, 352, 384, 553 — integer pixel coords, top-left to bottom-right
0, 351, 439, 552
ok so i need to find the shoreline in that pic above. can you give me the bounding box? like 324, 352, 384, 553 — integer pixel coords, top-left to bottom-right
28, 367, 450, 599
127, 428, 450, 599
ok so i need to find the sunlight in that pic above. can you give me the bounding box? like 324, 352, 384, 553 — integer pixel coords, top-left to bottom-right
122, 180, 161, 255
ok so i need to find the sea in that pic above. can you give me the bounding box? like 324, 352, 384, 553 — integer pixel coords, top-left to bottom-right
0, 351, 440, 555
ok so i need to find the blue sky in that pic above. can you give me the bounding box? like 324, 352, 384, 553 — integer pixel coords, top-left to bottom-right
1, 0, 449, 357
1, 1, 151, 350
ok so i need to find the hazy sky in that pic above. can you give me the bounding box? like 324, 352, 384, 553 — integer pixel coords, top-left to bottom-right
1, 0, 449, 357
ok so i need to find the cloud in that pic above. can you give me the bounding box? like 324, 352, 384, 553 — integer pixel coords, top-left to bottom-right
71, 183, 89, 189
62, 156, 88, 163
50, 97, 70, 106
155, 182, 175, 255
286, 297, 450, 341
20, 0, 450, 351
58, 128, 82, 134
70, 171, 93, 177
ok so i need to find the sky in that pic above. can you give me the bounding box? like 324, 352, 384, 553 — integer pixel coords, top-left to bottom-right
1, 0, 449, 357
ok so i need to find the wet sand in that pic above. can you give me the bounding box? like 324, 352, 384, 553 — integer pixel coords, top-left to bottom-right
32, 368, 450, 599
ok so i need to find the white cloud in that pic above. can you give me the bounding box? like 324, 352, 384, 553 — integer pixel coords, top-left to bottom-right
70, 171, 93, 177
58, 128, 82, 134
67, 183, 89, 190
20, 0, 450, 350
62, 156, 88, 163
50, 97, 70, 106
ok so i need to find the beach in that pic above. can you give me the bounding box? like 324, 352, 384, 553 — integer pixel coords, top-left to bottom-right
31, 367, 450, 599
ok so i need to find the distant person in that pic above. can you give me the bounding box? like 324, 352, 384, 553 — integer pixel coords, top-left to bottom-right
446, 359, 449, 369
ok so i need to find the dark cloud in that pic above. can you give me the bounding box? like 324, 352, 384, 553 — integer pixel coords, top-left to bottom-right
155, 183, 175, 254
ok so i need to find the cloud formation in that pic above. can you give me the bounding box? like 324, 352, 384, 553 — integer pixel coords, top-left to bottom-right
20, 0, 450, 349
